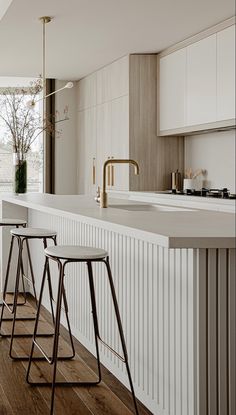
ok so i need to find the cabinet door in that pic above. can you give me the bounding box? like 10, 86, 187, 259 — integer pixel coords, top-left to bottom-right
84, 108, 97, 195
77, 109, 97, 195
159, 48, 186, 131
96, 66, 111, 104
217, 25, 235, 121
110, 56, 129, 100
186, 34, 217, 126
78, 74, 97, 110
111, 96, 129, 190
77, 110, 86, 193
96, 103, 112, 188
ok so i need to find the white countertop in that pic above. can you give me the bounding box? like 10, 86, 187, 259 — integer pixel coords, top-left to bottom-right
1, 193, 235, 248
108, 190, 236, 213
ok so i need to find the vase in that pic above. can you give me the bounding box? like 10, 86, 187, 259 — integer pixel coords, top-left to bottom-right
13, 153, 27, 194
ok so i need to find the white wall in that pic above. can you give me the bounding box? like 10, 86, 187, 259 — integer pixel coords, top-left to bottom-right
185, 129, 236, 192
54, 80, 77, 194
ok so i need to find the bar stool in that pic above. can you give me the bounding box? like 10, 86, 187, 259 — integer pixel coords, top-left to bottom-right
0, 218, 28, 334
26, 245, 139, 415
0, 227, 74, 361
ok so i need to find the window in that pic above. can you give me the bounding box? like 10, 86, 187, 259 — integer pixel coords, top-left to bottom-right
0, 77, 44, 193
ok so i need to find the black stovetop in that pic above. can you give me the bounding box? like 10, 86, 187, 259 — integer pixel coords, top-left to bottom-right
169, 188, 236, 200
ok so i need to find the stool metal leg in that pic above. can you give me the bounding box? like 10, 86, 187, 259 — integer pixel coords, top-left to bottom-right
26, 258, 75, 382
45, 236, 75, 358
87, 261, 102, 383
9, 238, 26, 354
0, 234, 37, 337
27, 258, 103, 415
0, 236, 32, 339
25, 239, 38, 305
104, 257, 139, 415
0, 235, 15, 333
61, 284, 76, 359
26, 257, 49, 374
43, 238, 55, 325
8, 237, 54, 359
50, 260, 65, 415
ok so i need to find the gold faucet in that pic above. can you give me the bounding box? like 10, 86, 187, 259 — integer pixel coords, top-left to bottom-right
100, 159, 140, 208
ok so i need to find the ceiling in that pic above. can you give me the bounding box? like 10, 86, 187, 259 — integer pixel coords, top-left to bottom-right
0, 0, 235, 80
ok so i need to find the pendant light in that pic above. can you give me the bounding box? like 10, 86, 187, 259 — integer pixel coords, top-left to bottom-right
26, 16, 73, 108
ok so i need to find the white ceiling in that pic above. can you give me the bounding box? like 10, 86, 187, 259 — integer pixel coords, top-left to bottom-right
0, 0, 235, 80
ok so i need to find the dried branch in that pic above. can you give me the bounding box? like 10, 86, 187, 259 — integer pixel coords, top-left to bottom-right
0, 79, 68, 157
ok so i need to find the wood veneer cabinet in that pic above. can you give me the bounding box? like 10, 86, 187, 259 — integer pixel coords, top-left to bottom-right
77, 54, 184, 194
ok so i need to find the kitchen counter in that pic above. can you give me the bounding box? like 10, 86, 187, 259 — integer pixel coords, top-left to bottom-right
1, 193, 235, 415
0, 193, 235, 248
108, 189, 236, 212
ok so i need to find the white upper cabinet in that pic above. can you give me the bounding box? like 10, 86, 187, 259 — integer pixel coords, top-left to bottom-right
186, 34, 217, 126
217, 25, 236, 121
159, 48, 186, 131
159, 22, 235, 135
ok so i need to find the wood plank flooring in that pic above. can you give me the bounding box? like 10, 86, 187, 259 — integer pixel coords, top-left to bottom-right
0, 296, 152, 415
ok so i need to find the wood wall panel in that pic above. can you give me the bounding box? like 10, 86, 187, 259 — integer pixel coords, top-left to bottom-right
197, 248, 236, 415
129, 55, 184, 191
228, 249, 236, 415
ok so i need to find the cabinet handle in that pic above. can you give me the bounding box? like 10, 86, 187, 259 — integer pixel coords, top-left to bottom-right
107, 157, 111, 186
92, 158, 96, 185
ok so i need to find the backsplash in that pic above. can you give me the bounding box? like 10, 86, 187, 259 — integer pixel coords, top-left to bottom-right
184, 129, 236, 192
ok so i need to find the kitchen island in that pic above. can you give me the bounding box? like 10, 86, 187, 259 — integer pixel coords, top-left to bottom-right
0, 193, 235, 415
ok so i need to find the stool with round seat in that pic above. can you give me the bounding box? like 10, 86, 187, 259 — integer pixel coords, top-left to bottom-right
0, 218, 27, 227
0, 227, 74, 362
0, 218, 28, 333
26, 245, 139, 415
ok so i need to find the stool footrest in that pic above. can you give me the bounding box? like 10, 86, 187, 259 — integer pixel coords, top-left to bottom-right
1, 316, 36, 321
27, 380, 101, 387
1, 332, 54, 338
12, 355, 76, 362
98, 337, 125, 362
2, 299, 27, 314
33, 339, 75, 364
22, 274, 34, 286
0, 302, 26, 307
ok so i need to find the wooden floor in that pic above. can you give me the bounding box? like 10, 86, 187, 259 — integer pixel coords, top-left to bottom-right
0, 296, 152, 415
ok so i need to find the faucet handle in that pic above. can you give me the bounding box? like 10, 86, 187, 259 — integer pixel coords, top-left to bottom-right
94, 186, 101, 203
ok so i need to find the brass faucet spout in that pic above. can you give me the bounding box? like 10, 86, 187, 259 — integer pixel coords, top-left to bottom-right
100, 159, 140, 208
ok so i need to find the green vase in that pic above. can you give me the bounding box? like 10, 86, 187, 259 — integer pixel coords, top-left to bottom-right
13, 153, 27, 194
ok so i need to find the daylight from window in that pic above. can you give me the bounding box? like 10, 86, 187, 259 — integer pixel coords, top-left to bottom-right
0, 77, 43, 193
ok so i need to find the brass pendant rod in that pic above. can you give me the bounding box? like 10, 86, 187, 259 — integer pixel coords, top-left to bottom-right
39, 16, 52, 123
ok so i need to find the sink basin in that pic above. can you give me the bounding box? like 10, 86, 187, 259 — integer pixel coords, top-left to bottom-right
110, 204, 194, 212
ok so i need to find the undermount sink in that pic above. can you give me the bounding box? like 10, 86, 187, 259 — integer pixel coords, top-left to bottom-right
110, 204, 195, 212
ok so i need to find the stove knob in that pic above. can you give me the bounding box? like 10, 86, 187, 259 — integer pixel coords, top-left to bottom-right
222, 188, 229, 198
201, 188, 208, 197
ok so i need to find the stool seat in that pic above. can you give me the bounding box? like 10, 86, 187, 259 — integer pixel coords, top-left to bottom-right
0, 218, 27, 226
45, 245, 108, 260
11, 227, 57, 238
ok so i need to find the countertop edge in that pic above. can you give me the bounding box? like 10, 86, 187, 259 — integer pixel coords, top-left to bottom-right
1, 195, 235, 249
